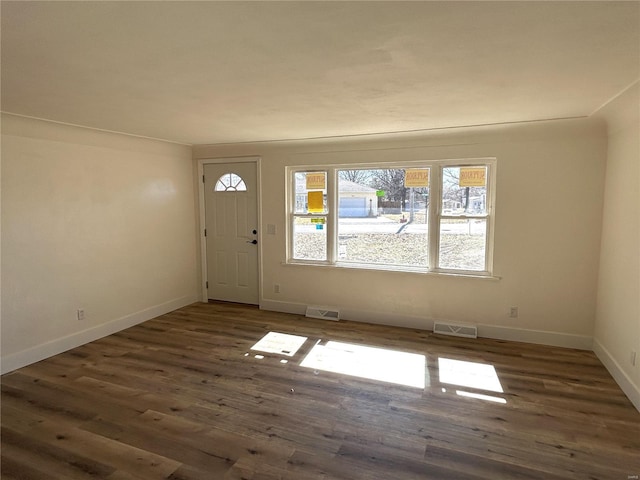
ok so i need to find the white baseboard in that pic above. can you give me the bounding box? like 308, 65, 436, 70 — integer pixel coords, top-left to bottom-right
259, 299, 592, 349
260, 299, 431, 330
593, 338, 640, 412
260, 299, 307, 316
0, 295, 198, 375
477, 324, 593, 350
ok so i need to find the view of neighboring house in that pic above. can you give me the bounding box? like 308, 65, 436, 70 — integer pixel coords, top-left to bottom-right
443, 194, 486, 214
337, 179, 378, 217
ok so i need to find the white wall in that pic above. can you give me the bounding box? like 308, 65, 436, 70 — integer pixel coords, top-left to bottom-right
594, 82, 640, 410
194, 118, 607, 349
1, 114, 199, 373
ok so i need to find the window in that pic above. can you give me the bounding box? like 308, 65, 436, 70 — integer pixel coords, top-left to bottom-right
337, 168, 429, 268
292, 171, 328, 261
439, 166, 489, 271
215, 173, 247, 192
288, 159, 495, 276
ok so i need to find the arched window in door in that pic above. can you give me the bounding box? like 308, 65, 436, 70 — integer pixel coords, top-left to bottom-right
214, 173, 247, 192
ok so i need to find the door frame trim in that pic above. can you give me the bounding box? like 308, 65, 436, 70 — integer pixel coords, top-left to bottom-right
197, 156, 262, 304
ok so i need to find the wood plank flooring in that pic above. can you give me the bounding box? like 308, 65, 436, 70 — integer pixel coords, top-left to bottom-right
2, 302, 639, 479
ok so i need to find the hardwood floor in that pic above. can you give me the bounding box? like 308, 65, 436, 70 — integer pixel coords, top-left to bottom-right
2, 302, 639, 480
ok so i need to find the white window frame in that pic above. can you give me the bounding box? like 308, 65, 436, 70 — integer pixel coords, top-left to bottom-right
289, 170, 332, 262
287, 158, 496, 277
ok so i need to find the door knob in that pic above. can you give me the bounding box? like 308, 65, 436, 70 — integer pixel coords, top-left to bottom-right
247, 239, 257, 245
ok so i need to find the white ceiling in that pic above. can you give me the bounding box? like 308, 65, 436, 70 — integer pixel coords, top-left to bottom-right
2, 1, 639, 145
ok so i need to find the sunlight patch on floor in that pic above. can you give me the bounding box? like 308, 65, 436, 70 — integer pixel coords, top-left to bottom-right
438, 357, 507, 404
301, 340, 426, 388
438, 357, 504, 393
251, 332, 308, 357
455, 390, 507, 404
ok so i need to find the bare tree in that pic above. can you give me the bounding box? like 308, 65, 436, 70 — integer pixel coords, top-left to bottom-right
371, 169, 408, 209
338, 169, 374, 185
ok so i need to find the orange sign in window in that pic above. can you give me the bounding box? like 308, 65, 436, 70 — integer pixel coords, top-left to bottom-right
306, 173, 326, 190
404, 169, 429, 187
459, 167, 486, 187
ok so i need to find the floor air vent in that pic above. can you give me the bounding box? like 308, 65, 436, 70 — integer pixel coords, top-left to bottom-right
433, 321, 477, 339
305, 306, 340, 321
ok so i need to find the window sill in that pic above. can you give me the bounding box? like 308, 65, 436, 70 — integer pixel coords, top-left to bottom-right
283, 261, 501, 280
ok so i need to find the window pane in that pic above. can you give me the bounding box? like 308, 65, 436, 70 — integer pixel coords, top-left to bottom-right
293, 217, 327, 261
294, 172, 327, 214
337, 168, 429, 267
442, 166, 487, 215
438, 219, 486, 271
215, 173, 247, 192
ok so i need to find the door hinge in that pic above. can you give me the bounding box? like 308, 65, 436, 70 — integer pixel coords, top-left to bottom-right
202, 174, 205, 183
206, 281, 209, 289
204, 228, 207, 237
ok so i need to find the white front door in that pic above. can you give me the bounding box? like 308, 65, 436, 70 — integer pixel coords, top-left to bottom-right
204, 162, 259, 304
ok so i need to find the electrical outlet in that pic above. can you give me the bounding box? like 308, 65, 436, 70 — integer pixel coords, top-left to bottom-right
509, 307, 519, 318
274, 284, 280, 294
77, 309, 85, 321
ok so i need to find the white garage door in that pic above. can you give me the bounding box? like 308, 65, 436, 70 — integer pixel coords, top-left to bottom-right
339, 197, 367, 217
